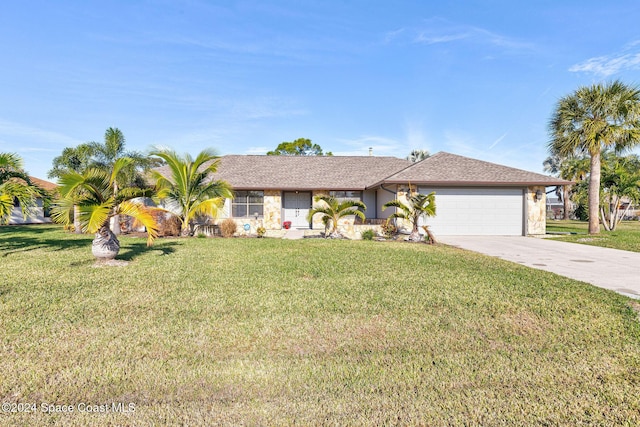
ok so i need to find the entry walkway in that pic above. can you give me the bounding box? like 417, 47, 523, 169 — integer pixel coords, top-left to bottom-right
282, 228, 306, 240
438, 236, 640, 299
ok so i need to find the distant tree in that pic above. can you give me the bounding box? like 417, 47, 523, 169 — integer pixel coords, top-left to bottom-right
383, 189, 436, 242
267, 138, 333, 156
549, 80, 640, 234
543, 154, 589, 220
48, 144, 95, 179
406, 149, 430, 162
150, 148, 233, 236
307, 194, 366, 238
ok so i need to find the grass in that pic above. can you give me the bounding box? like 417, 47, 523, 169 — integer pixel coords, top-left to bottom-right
1, 225, 640, 425
547, 219, 640, 252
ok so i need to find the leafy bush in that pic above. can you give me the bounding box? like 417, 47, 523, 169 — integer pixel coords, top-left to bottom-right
361, 229, 375, 240
220, 218, 237, 238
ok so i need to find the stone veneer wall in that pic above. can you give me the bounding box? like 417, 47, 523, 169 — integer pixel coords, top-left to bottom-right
526, 186, 546, 235
212, 190, 282, 236
308, 190, 384, 239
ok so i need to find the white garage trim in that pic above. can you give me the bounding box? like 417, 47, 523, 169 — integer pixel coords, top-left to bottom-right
418, 187, 525, 236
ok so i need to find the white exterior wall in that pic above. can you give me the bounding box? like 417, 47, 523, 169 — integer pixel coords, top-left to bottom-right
9, 199, 50, 224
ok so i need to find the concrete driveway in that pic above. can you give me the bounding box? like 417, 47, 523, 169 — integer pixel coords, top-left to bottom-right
437, 236, 640, 299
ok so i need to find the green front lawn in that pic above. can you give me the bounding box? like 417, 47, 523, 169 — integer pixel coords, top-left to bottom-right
547, 219, 640, 252
1, 225, 640, 425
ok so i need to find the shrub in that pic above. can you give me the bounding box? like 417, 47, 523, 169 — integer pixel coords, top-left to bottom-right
381, 222, 397, 239
220, 218, 237, 238
361, 229, 375, 240
152, 212, 181, 237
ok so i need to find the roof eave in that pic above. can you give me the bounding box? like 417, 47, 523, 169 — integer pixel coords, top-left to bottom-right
372, 180, 574, 187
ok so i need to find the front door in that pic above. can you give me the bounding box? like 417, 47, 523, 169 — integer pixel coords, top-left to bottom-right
283, 192, 312, 228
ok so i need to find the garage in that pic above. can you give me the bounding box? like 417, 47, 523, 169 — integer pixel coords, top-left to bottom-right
418, 187, 525, 236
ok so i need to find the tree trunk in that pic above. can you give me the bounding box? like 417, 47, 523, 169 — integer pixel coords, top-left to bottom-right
74, 205, 82, 234
92, 225, 120, 259
601, 207, 611, 231
616, 203, 634, 229
563, 185, 571, 220
408, 224, 422, 242
110, 215, 121, 235
422, 225, 437, 244
588, 151, 601, 234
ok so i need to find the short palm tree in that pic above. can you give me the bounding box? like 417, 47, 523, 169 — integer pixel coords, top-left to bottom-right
549, 80, 640, 234
52, 157, 159, 259
383, 190, 436, 242
600, 153, 640, 230
307, 195, 366, 238
0, 152, 44, 224
150, 148, 233, 236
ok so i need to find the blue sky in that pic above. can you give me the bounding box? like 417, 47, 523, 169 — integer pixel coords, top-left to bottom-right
2, 1, 640, 180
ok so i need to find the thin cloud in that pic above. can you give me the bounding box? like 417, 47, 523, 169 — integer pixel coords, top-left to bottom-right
488, 132, 508, 150
569, 52, 640, 77
391, 17, 534, 52
415, 32, 469, 45
0, 120, 81, 147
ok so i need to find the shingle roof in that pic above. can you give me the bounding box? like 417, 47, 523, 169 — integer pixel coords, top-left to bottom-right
373, 152, 572, 187
154, 152, 569, 190
29, 176, 58, 192
199, 155, 413, 190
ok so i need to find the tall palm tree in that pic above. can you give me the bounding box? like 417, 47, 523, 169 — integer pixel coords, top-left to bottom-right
549, 80, 640, 234
383, 190, 436, 242
307, 194, 366, 238
0, 152, 44, 224
52, 158, 159, 259
150, 148, 233, 236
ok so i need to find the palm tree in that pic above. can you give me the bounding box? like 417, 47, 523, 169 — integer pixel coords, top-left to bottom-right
306, 194, 366, 238
49, 128, 159, 234
150, 148, 233, 236
383, 190, 436, 242
49, 144, 96, 233
51, 158, 159, 259
543, 154, 590, 220
549, 80, 640, 234
0, 153, 44, 224
406, 149, 430, 163
599, 153, 640, 231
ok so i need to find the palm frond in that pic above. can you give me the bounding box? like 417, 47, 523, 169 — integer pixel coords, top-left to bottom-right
190, 197, 226, 222
0, 180, 39, 222
78, 201, 113, 233
50, 197, 76, 226
117, 201, 160, 246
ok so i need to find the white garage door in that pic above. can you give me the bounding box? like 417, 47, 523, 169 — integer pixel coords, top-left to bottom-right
418, 187, 524, 236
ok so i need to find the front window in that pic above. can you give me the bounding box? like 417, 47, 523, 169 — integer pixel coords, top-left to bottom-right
232, 191, 264, 217
329, 190, 362, 203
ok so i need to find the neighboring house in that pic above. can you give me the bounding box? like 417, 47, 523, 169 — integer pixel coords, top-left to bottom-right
156, 152, 570, 237
9, 176, 57, 224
